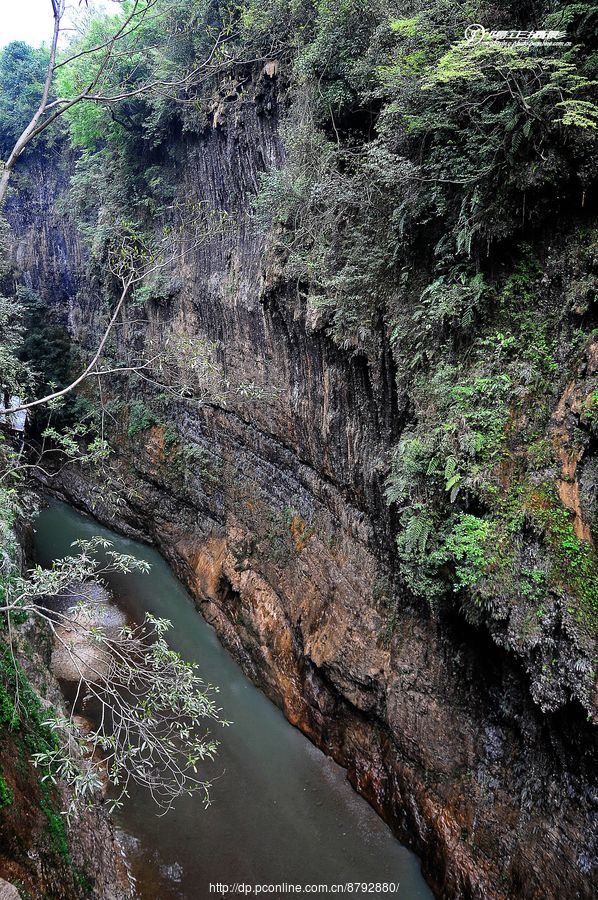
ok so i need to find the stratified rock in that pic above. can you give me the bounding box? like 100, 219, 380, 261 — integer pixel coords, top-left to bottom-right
14, 68, 598, 900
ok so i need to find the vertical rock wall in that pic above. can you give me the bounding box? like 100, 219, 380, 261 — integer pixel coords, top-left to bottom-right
9, 69, 598, 900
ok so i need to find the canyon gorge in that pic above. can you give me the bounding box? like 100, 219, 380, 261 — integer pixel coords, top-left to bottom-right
1, 2, 597, 898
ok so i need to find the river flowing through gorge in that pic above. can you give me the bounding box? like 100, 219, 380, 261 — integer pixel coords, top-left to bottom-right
32, 499, 433, 900
1, 4, 597, 897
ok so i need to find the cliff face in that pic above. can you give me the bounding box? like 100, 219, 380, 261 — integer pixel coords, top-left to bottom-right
9, 68, 597, 899
5, 150, 82, 310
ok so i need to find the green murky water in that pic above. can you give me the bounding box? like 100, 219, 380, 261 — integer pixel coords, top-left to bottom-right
34, 500, 433, 900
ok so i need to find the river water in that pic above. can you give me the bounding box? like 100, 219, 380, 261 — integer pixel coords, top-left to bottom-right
33, 500, 432, 900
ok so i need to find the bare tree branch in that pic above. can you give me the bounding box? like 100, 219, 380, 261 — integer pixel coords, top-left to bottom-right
0, 0, 243, 206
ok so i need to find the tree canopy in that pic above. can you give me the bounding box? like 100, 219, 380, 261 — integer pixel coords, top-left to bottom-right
0, 42, 52, 159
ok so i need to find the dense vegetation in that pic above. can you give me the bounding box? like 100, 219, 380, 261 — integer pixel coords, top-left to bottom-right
252, 2, 598, 678
0, 42, 52, 159
248, 0, 598, 711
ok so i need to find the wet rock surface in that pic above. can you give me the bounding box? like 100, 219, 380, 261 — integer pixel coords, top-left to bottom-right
46, 581, 127, 683
0, 879, 20, 900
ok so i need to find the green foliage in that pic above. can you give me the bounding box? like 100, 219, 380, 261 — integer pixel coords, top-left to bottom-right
0, 295, 27, 397
444, 514, 496, 591
15, 288, 89, 430
252, 0, 597, 351
527, 483, 598, 631
73, 870, 94, 895
174, 443, 221, 484
386, 29, 598, 251
56, 0, 231, 153
127, 400, 159, 437
0, 488, 22, 638
383, 222, 597, 653
0, 641, 59, 755
390, 17, 420, 37
0, 291, 110, 475
0, 681, 15, 727
18, 290, 77, 391
401, 504, 434, 555
417, 271, 488, 336
556, 98, 598, 129
40, 782, 70, 861
0, 42, 52, 159
0, 771, 13, 809
582, 387, 598, 432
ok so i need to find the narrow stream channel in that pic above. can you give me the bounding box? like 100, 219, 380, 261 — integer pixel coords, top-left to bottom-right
33, 500, 433, 900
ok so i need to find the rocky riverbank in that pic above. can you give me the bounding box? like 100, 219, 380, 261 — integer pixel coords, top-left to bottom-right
0, 521, 132, 900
